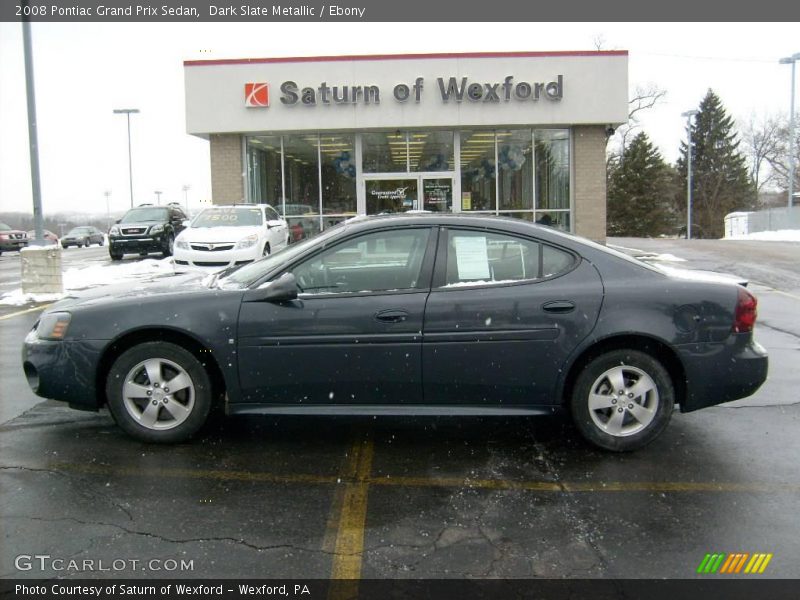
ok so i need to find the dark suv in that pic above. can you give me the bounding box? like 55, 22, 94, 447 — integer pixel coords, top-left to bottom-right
108, 203, 187, 260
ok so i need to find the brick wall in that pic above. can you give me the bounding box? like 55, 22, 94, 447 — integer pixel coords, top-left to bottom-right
573, 125, 608, 243
210, 134, 244, 205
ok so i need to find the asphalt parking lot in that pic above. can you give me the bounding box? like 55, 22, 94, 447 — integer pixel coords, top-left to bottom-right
1, 239, 799, 581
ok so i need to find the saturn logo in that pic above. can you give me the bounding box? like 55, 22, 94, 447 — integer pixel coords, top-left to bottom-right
245, 83, 269, 107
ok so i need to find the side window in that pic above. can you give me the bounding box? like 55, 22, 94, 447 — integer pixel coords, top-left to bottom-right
542, 244, 574, 277
291, 228, 431, 295
265, 207, 280, 221
444, 230, 541, 286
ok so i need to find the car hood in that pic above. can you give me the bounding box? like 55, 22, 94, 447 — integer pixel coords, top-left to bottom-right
1, 229, 26, 236
179, 226, 261, 243
116, 221, 161, 229
49, 272, 213, 311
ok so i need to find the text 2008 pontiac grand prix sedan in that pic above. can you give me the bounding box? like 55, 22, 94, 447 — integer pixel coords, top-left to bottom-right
22, 214, 768, 451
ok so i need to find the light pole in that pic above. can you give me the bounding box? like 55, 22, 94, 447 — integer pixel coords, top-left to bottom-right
182, 184, 191, 214
154, 190, 162, 206
104, 190, 111, 231
113, 108, 139, 208
681, 109, 700, 240
779, 53, 800, 210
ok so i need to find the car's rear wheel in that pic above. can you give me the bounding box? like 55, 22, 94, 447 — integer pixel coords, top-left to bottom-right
570, 349, 674, 452
106, 342, 213, 443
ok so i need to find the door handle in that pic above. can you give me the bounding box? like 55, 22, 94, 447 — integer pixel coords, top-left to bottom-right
542, 300, 575, 314
375, 309, 409, 323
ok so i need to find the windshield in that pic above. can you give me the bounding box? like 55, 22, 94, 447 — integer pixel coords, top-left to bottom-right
120, 207, 169, 223
216, 223, 347, 289
192, 207, 263, 227
67, 227, 92, 235
0, 223, 11, 231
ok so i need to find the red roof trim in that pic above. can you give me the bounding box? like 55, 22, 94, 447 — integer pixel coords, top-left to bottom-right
184, 50, 628, 67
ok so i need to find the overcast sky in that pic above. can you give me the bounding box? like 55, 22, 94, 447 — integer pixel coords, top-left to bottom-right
0, 22, 796, 216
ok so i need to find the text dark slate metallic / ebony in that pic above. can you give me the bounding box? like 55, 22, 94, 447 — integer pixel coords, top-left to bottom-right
21, 214, 768, 451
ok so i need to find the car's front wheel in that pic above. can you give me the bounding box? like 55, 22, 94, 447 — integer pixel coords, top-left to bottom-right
162, 233, 174, 257
106, 342, 213, 443
570, 349, 674, 452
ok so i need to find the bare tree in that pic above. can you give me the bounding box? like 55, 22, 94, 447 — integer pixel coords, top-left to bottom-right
607, 84, 668, 165
739, 112, 783, 193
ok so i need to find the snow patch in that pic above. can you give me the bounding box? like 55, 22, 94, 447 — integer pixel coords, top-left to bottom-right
0, 257, 175, 306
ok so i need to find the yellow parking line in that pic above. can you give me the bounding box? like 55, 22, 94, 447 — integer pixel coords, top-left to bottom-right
0, 304, 52, 321
330, 437, 374, 580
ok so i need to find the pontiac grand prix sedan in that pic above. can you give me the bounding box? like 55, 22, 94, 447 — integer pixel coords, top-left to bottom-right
22, 214, 768, 451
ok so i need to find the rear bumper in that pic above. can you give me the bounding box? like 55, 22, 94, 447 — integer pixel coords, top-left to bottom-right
677, 335, 768, 412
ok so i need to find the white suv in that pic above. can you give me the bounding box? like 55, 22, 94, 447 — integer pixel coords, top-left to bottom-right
173, 204, 289, 273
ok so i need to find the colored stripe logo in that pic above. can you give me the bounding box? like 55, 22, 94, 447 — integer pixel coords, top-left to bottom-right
697, 552, 773, 574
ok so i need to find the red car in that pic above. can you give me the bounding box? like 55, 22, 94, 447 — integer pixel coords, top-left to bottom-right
27, 229, 59, 245
0, 222, 28, 255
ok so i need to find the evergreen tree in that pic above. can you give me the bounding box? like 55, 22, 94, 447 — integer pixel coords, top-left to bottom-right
607, 132, 675, 237
676, 90, 756, 238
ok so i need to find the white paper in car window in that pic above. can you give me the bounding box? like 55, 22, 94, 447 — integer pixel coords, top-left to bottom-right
454, 236, 490, 279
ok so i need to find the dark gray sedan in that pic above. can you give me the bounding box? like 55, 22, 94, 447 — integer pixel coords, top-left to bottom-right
22, 214, 767, 451
61, 226, 105, 248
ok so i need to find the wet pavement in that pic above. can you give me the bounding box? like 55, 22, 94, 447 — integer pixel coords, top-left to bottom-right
2, 239, 799, 580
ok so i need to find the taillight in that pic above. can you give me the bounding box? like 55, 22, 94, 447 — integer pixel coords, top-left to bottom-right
733, 287, 757, 333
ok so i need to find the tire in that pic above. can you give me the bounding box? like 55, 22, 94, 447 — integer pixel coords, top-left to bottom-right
570, 349, 674, 452
262, 242, 271, 256
106, 342, 213, 443
61, 243, 68, 249
162, 233, 174, 257
98, 238, 104, 246
109, 247, 123, 261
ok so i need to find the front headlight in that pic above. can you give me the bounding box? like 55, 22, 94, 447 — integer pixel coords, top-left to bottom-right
176, 239, 189, 250
109, 225, 120, 236
150, 224, 164, 235
235, 234, 259, 249
36, 312, 72, 340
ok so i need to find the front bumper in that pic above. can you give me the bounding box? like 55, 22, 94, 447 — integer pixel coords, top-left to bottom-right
677, 335, 768, 412
173, 245, 259, 272
0, 240, 28, 251
109, 236, 164, 254
22, 335, 106, 411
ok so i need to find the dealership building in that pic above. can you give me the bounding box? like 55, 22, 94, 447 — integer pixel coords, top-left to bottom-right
184, 51, 628, 242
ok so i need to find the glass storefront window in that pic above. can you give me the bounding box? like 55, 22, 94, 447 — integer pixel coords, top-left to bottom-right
320, 134, 357, 218
422, 178, 453, 212
459, 130, 496, 212
497, 129, 533, 211
532, 210, 570, 232
362, 132, 407, 173
246, 136, 283, 206
283, 135, 320, 213
411, 131, 454, 172
535, 129, 570, 211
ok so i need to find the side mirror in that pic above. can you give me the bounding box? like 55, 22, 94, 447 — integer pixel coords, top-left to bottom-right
243, 272, 299, 303
115, 219, 121, 224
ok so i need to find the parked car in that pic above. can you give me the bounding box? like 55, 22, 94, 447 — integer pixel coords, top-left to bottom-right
277, 203, 316, 242
0, 222, 28, 255
22, 214, 768, 450
108, 203, 187, 260
61, 226, 104, 248
174, 204, 289, 273
27, 229, 59, 245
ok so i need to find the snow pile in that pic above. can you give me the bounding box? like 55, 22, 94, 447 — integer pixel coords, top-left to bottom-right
0, 257, 175, 306
724, 229, 800, 242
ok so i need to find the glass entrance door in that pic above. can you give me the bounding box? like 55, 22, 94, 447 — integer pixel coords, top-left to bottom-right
365, 178, 419, 214
421, 177, 453, 212
365, 176, 453, 215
